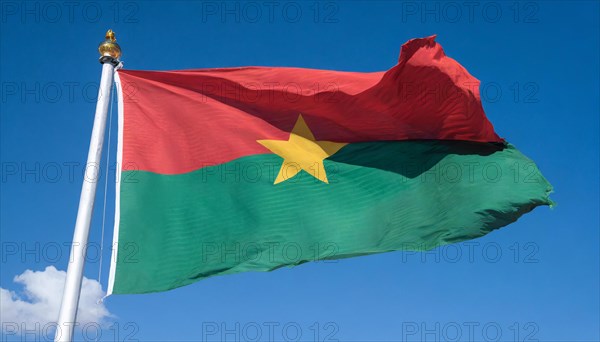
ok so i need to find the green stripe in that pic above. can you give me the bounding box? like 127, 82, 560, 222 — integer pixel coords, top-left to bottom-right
113, 141, 552, 294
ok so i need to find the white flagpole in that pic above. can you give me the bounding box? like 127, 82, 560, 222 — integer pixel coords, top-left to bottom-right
55, 30, 122, 342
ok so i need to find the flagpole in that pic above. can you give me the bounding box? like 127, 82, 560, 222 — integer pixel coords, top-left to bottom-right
54, 30, 122, 342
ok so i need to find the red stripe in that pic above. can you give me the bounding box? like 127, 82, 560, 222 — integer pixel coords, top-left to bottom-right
119, 36, 502, 174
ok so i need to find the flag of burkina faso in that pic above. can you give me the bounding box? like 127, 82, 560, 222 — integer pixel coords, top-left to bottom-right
107, 36, 553, 295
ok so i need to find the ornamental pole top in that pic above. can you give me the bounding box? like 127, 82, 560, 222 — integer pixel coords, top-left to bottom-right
98, 29, 121, 59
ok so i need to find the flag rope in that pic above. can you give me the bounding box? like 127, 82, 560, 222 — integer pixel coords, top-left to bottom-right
97, 85, 115, 292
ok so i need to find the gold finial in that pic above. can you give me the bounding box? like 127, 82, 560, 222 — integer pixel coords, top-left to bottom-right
105, 29, 116, 42
98, 29, 121, 59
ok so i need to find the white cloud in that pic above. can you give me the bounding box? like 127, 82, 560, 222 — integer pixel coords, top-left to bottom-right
0, 266, 112, 334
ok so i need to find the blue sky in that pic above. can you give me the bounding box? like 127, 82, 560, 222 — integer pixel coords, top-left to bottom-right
1, 1, 598, 341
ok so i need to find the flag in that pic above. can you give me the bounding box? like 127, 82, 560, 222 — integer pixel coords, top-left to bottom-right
107, 36, 552, 295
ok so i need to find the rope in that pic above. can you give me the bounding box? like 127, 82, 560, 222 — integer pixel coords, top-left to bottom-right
97, 84, 115, 288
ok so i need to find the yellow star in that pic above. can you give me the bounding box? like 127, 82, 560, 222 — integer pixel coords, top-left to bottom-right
258, 115, 347, 184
